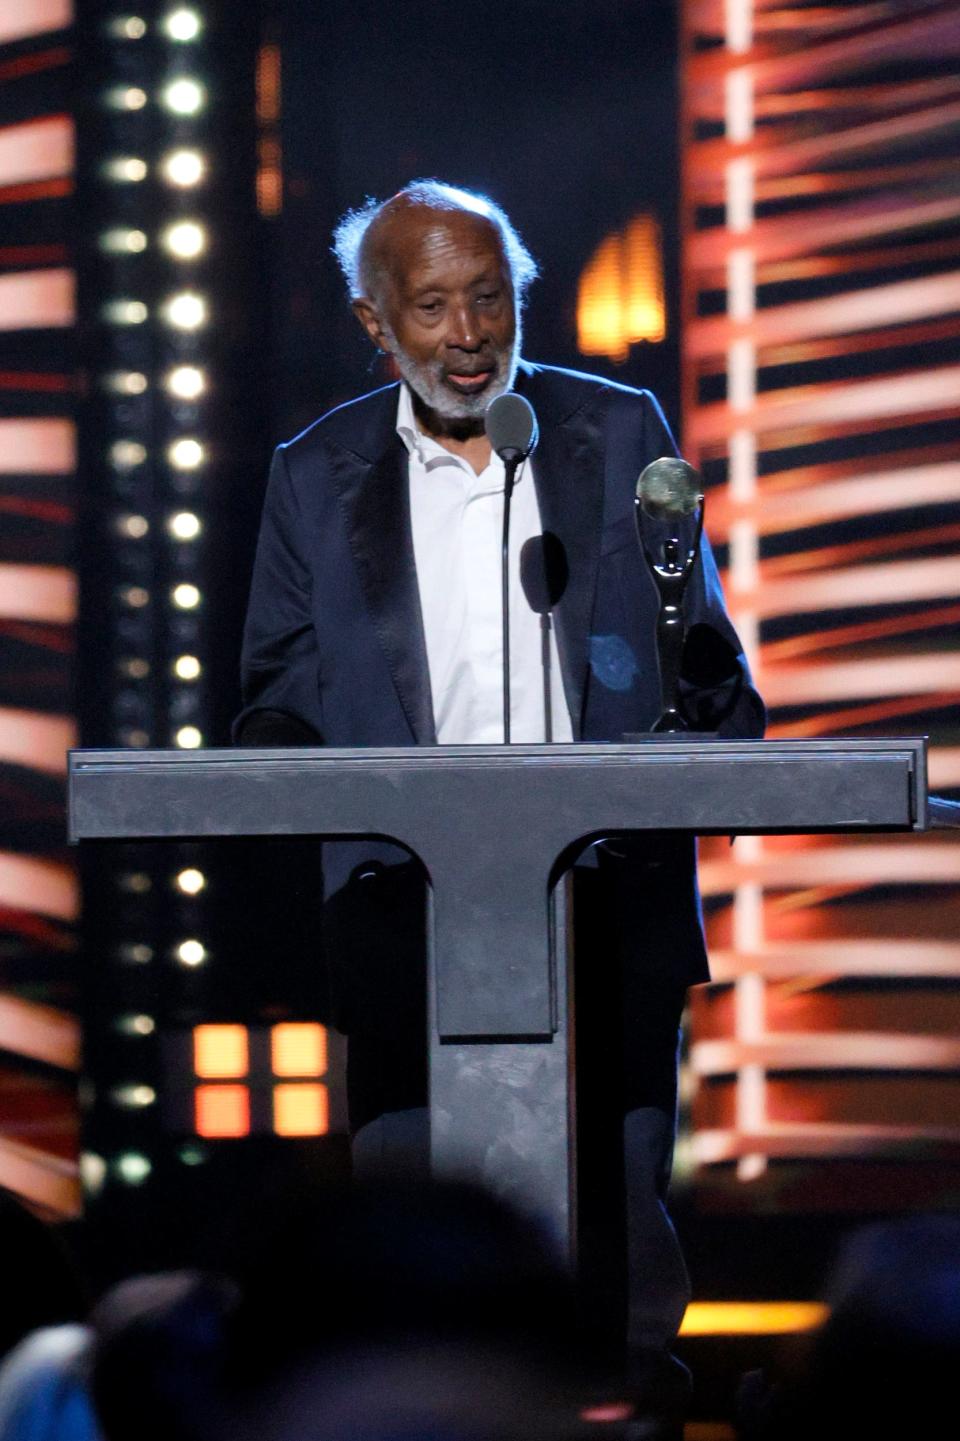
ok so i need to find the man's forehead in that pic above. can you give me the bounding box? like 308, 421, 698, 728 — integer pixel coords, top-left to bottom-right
368, 205, 507, 290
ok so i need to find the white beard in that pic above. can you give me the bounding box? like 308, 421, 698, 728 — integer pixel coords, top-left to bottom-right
384, 321, 522, 421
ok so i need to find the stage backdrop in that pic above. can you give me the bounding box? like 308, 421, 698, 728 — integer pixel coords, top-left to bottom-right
681, 0, 960, 1220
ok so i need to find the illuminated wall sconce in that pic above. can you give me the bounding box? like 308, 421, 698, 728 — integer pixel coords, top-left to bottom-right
577, 214, 667, 363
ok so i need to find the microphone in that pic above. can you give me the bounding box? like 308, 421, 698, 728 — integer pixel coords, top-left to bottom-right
636, 456, 703, 518
485, 392, 540, 744
520, 534, 569, 744
485, 392, 538, 465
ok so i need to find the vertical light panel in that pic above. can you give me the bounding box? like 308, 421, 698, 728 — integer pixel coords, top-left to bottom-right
681, 0, 960, 1208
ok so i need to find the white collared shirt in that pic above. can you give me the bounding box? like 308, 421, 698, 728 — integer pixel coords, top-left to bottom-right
397, 383, 573, 745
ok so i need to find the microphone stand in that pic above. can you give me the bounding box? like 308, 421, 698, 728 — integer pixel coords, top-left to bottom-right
540, 612, 553, 744
501, 456, 520, 744
486, 393, 538, 744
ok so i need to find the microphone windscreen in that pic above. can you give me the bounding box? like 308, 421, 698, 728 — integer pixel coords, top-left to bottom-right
485, 392, 539, 460
636, 457, 703, 518
520, 533, 569, 615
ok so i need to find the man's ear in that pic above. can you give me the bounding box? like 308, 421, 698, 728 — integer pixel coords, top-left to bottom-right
352, 297, 391, 353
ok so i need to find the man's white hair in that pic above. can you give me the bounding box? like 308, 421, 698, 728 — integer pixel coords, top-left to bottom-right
332, 180, 539, 306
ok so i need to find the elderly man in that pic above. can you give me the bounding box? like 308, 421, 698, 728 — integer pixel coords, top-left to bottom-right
236, 181, 763, 1425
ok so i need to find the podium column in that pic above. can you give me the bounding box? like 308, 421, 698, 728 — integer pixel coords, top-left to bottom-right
429, 876, 575, 1257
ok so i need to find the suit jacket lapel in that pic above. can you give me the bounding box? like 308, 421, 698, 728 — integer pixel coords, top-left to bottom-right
328, 391, 437, 745
518, 364, 606, 741
326, 367, 605, 747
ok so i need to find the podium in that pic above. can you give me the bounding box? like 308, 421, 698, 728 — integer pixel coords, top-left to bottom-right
69, 736, 952, 1255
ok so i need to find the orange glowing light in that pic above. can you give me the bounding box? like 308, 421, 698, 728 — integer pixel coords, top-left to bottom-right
193, 1024, 249, 1079
255, 43, 282, 216
271, 1022, 327, 1077
577, 215, 666, 363
272, 1083, 329, 1136
255, 43, 282, 123
195, 1084, 250, 1138
679, 1302, 828, 1337
256, 141, 283, 217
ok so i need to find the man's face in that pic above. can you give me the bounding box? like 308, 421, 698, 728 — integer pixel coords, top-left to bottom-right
353, 208, 519, 422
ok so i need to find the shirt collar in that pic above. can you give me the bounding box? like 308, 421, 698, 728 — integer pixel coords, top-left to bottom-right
395, 381, 426, 462
395, 382, 529, 487
397, 382, 467, 471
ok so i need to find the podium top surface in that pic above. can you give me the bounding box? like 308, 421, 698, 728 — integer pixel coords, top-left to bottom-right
68, 736, 930, 845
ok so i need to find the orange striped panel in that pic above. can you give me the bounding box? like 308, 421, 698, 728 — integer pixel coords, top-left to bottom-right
0, 855, 79, 921
698, 842, 960, 896
0, 1135, 79, 1217
688, 272, 960, 358
0, 116, 73, 188
0, 995, 80, 1070
0, 419, 75, 474
0, 709, 75, 773
0, 270, 74, 330
0, 567, 77, 623
0, 1, 72, 46
690, 365, 960, 448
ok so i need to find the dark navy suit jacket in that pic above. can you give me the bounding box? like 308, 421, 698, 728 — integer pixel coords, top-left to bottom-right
236, 362, 764, 1031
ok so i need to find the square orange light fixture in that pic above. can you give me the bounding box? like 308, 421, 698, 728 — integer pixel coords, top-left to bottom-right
273, 1083, 329, 1136
195, 1084, 250, 1138
271, 1022, 327, 1077
194, 1023, 249, 1078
